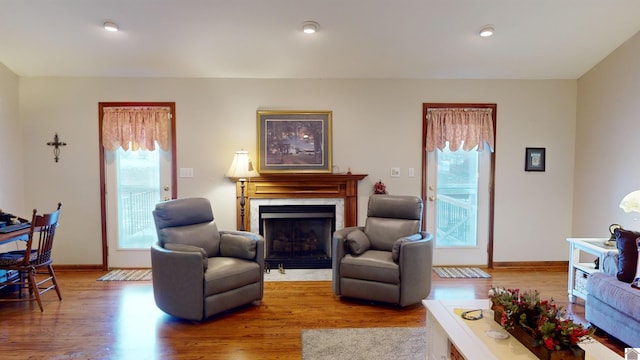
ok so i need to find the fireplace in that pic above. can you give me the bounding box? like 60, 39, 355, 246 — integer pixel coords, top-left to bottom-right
230, 173, 368, 268
259, 205, 335, 269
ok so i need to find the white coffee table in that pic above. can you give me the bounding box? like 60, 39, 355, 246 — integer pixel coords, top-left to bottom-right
423, 299, 623, 360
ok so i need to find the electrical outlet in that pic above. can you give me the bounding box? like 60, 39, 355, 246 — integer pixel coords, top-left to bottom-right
390, 167, 400, 177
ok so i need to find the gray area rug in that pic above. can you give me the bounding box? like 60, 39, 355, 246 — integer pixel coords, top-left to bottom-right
433, 266, 491, 278
301, 327, 426, 360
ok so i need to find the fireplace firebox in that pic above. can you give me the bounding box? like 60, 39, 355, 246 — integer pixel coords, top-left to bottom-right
259, 205, 335, 269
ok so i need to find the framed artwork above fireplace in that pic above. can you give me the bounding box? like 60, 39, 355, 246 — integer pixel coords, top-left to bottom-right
257, 110, 332, 173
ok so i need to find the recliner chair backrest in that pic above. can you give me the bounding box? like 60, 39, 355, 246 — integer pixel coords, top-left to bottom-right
363, 195, 423, 251
152, 197, 221, 257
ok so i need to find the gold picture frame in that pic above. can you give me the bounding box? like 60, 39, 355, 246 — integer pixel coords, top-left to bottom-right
257, 110, 332, 173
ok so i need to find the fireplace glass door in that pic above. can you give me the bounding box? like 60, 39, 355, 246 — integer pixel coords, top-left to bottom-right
259, 205, 335, 269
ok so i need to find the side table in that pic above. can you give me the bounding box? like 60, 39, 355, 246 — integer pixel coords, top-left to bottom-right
566, 238, 618, 303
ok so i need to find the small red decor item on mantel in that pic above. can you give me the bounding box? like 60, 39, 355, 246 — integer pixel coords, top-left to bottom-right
373, 180, 387, 194
489, 287, 591, 360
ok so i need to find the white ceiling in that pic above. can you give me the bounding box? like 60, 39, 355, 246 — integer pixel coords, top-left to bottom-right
1, 0, 640, 79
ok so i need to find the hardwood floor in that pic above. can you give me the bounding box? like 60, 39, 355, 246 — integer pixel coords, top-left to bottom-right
0, 269, 627, 359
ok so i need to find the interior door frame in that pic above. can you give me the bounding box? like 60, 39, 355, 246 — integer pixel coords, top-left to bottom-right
421, 103, 497, 268
98, 102, 177, 270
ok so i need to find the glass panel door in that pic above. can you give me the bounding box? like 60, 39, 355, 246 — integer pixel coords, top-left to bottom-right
426, 143, 490, 265
105, 146, 172, 268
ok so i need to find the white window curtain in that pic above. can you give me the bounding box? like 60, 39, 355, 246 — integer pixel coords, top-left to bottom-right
425, 108, 494, 152
102, 106, 170, 152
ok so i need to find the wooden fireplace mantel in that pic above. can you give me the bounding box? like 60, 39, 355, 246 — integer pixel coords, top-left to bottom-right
231, 173, 368, 231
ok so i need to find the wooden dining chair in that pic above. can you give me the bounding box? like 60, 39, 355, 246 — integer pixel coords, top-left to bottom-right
0, 203, 62, 311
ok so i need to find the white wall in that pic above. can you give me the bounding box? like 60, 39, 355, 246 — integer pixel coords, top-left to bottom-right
15, 77, 577, 265
0, 62, 24, 215
574, 31, 640, 236
0, 63, 25, 253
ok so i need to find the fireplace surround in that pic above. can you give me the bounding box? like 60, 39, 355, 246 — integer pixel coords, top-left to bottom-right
230, 173, 367, 268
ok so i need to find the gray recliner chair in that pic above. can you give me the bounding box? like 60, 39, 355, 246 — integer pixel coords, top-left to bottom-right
332, 195, 433, 307
151, 197, 264, 321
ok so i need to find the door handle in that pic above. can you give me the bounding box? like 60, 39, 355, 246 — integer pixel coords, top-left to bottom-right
428, 196, 436, 202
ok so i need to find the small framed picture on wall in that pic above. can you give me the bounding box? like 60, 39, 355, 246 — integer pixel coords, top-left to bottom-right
525, 147, 546, 172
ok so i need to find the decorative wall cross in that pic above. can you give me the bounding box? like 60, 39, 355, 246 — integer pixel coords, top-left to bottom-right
47, 133, 67, 163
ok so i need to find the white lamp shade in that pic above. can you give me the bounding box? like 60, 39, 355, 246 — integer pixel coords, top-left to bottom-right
619, 190, 640, 213
225, 150, 259, 180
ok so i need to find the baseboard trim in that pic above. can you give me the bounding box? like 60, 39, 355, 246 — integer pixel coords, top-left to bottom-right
54, 261, 569, 272
54, 264, 104, 271
492, 261, 568, 271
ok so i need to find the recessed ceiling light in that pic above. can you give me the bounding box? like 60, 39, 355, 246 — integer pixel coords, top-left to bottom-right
103, 21, 119, 32
479, 25, 494, 37
302, 21, 319, 34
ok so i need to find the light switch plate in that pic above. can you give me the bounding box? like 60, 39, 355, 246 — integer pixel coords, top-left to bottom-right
390, 167, 400, 177
179, 168, 194, 178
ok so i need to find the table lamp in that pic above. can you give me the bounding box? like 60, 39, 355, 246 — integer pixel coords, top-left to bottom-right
620, 190, 640, 213
226, 150, 259, 231
611, 190, 640, 246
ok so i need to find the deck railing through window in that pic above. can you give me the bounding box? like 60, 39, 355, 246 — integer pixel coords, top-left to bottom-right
436, 193, 476, 246
120, 191, 157, 240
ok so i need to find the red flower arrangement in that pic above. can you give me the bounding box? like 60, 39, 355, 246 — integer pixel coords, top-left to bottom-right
373, 180, 387, 194
489, 288, 593, 351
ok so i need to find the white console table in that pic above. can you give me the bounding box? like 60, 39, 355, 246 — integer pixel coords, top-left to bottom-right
566, 238, 618, 303
423, 299, 622, 359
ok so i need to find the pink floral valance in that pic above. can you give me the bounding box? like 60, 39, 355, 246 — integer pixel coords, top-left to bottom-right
102, 107, 170, 151
425, 108, 494, 152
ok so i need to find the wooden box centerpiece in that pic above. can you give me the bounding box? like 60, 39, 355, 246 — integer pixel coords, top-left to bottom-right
489, 288, 591, 360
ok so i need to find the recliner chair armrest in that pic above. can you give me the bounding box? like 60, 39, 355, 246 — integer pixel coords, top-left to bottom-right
150, 241, 206, 321
397, 232, 433, 267
392, 233, 423, 262
333, 226, 363, 239
163, 243, 208, 270
332, 226, 365, 261
398, 232, 434, 306
219, 231, 265, 272
332, 226, 364, 295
